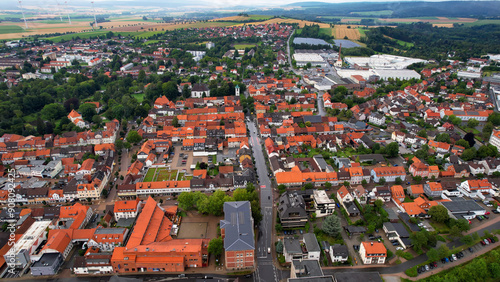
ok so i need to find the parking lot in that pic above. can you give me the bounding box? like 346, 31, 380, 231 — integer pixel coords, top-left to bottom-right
415, 235, 499, 277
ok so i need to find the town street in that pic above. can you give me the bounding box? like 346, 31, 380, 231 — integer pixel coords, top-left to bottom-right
247, 120, 287, 282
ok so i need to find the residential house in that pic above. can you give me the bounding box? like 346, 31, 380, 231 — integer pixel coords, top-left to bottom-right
359, 242, 386, 264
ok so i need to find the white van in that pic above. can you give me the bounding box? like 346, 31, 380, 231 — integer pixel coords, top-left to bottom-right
268, 247, 271, 254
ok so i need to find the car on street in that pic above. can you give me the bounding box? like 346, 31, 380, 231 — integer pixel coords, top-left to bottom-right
396, 247, 404, 251
491, 237, 497, 243
485, 211, 491, 215
493, 209, 500, 214
484, 215, 489, 219
481, 240, 486, 245
448, 255, 454, 262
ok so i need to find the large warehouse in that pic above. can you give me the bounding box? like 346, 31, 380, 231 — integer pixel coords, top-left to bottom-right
293, 53, 327, 67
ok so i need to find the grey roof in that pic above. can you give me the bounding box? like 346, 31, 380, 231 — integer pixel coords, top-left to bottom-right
383, 222, 409, 238
220, 201, 255, 251
344, 225, 367, 234
313, 155, 329, 171
303, 233, 320, 253
94, 228, 126, 235
346, 202, 360, 215
331, 244, 348, 257
441, 200, 485, 213
303, 115, 323, 124
291, 259, 324, 277
333, 272, 383, 282
31, 252, 62, 267
383, 207, 398, 221
284, 237, 302, 254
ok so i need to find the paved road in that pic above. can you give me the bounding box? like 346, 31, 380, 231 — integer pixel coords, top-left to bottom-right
317, 92, 326, 117
246, 120, 287, 282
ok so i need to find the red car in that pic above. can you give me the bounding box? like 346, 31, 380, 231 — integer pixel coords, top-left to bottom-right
481, 240, 486, 245
485, 212, 491, 215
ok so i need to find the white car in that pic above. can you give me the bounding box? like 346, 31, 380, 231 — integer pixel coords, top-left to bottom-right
396, 247, 404, 251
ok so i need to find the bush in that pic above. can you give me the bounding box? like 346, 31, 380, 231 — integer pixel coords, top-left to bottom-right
401, 252, 414, 260
405, 266, 418, 277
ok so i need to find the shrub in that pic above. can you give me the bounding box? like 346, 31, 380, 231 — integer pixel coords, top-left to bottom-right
405, 266, 418, 277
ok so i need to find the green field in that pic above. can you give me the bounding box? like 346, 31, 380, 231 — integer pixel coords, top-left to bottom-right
465, 19, 500, 26
319, 27, 333, 36
131, 93, 145, 103
0, 25, 25, 34
244, 15, 273, 21
233, 44, 256, 49
351, 10, 393, 16
358, 28, 368, 37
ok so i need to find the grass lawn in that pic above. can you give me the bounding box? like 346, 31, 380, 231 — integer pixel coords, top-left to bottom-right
156, 169, 178, 181
144, 168, 156, 182
358, 28, 368, 37
319, 27, 333, 37
233, 44, 256, 49
131, 93, 145, 103
428, 220, 450, 233
143, 39, 162, 45
403, 196, 413, 203
0, 25, 26, 34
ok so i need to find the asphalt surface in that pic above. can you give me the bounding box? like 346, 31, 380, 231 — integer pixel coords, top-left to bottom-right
246, 120, 287, 282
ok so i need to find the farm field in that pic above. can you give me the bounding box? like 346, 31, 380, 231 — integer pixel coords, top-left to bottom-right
351, 10, 393, 16
0, 25, 25, 34
377, 17, 477, 24
464, 19, 500, 26
232, 18, 330, 28
333, 25, 361, 40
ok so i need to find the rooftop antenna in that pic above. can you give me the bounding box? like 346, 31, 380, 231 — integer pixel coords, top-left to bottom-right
18, 0, 28, 29
65, 1, 71, 24
91, 1, 98, 29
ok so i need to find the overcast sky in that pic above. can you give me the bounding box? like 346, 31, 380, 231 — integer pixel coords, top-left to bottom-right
2, 0, 458, 10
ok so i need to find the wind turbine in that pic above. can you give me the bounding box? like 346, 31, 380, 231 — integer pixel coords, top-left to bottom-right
91, 1, 98, 29
18, 0, 28, 29
65, 1, 71, 24
55, 0, 63, 22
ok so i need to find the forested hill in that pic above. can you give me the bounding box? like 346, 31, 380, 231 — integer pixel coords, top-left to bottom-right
271, 1, 500, 18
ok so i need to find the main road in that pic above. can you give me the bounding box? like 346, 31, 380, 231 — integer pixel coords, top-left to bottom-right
247, 120, 287, 282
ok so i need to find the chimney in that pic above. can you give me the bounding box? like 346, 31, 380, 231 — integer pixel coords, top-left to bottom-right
371, 242, 373, 246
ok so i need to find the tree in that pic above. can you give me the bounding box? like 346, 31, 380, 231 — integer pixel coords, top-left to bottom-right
455, 218, 470, 232
41, 103, 66, 120
417, 129, 428, 138
461, 148, 476, 161
410, 231, 428, 252
455, 139, 470, 149
460, 235, 474, 246
395, 177, 402, 185
172, 116, 180, 127
449, 225, 463, 239
413, 175, 423, 184
483, 122, 494, 140
278, 184, 287, 194
324, 182, 332, 189
208, 238, 223, 257
178, 192, 196, 210
303, 183, 314, 190
438, 244, 450, 259
385, 142, 399, 158
467, 118, 479, 128
275, 223, 283, 232
79, 103, 97, 122
428, 205, 449, 223
126, 130, 142, 144
361, 179, 368, 186
436, 133, 450, 143
427, 248, 439, 262
276, 240, 283, 253
378, 177, 386, 185
322, 215, 342, 237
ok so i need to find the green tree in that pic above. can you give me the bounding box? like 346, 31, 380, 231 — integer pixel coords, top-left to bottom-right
460, 235, 474, 245
172, 116, 180, 127
461, 148, 476, 161
436, 133, 450, 143
275, 223, 283, 232
208, 238, 224, 257
322, 215, 342, 237
126, 130, 142, 144
455, 139, 470, 149
385, 142, 399, 158
41, 103, 66, 120
178, 192, 196, 210
449, 225, 463, 239
79, 103, 97, 122
438, 244, 449, 259
278, 184, 287, 194
303, 183, 314, 190
467, 118, 479, 128
410, 231, 428, 252
395, 177, 402, 185
417, 129, 428, 138
428, 205, 449, 223
455, 218, 470, 232
378, 177, 386, 185
427, 248, 439, 262
276, 240, 284, 253
483, 122, 494, 140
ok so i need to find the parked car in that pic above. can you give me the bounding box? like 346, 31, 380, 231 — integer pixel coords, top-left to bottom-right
441, 258, 447, 264
477, 216, 483, 221
481, 240, 487, 245
432, 262, 438, 267
484, 239, 490, 245
491, 237, 497, 243
484, 215, 489, 219
392, 242, 400, 246
487, 238, 493, 243
469, 247, 474, 253
485, 211, 491, 215
425, 265, 430, 271
452, 254, 457, 261
448, 255, 454, 262
493, 209, 500, 214
396, 247, 404, 251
